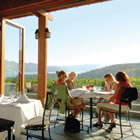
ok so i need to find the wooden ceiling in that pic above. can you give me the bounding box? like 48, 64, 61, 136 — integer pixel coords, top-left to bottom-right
0, 0, 110, 19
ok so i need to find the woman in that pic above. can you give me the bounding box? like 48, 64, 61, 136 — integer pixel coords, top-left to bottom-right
97, 73, 117, 122
103, 73, 117, 122
54, 71, 67, 85
66, 72, 85, 116
104, 73, 117, 91
54, 71, 84, 116
66, 72, 77, 90
93, 72, 131, 131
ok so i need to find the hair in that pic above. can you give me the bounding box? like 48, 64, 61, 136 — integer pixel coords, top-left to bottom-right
104, 73, 116, 85
69, 72, 77, 77
115, 71, 129, 82
56, 70, 67, 78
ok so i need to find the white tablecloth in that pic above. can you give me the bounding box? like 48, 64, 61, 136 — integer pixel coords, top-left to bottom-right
0, 98, 43, 139
70, 88, 114, 99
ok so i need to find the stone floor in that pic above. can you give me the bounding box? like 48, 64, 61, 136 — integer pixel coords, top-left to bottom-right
22, 110, 140, 140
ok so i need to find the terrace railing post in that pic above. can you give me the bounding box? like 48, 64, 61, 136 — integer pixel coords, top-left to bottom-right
0, 18, 5, 95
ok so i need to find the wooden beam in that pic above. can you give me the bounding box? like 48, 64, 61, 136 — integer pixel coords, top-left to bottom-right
7, 12, 34, 19
4, 18, 24, 29
37, 14, 48, 105
47, 13, 53, 21
34, 11, 53, 22
46, 0, 109, 12
0, 0, 76, 17
35, 10, 46, 16
0, 18, 5, 95
0, 0, 109, 18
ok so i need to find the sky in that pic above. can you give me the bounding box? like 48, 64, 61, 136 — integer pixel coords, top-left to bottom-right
5, 0, 140, 66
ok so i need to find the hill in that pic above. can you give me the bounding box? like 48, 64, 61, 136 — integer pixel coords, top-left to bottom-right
5, 60, 103, 78
77, 63, 140, 78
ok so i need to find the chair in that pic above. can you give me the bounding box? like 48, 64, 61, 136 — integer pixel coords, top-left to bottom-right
22, 91, 53, 140
50, 85, 87, 132
99, 87, 138, 138
53, 99, 66, 128
48, 85, 71, 127
54, 99, 88, 133
0, 118, 15, 140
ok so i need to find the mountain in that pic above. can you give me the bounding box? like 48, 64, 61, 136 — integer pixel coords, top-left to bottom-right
5, 60, 18, 72
77, 63, 140, 78
5, 60, 140, 79
46, 64, 103, 73
5, 60, 104, 75
24, 63, 38, 73
24, 64, 104, 73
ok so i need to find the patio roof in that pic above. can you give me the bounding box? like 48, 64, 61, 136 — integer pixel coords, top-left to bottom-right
0, 0, 111, 104
0, 0, 110, 18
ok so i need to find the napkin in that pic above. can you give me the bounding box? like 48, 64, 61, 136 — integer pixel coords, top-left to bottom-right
70, 88, 88, 98
16, 94, 30, 103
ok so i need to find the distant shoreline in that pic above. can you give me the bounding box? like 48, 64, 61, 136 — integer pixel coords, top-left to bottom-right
5, 71, 86, 78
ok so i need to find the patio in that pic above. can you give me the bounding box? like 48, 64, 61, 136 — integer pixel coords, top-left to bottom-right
22, 109, 140, 140
0, 0, 140, 140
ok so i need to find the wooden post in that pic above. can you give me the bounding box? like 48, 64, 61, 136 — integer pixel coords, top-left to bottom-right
19, 28, 24, 94
37, 14, 48, 105
0, 18, 5, 95
21, 28, 24, 94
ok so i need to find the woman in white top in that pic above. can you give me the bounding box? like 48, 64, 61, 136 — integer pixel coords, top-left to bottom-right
104, 73, 117, 91
98, 73, 117, 122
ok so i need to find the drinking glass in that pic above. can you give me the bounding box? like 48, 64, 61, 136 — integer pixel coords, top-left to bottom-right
82, 85, 86, 89
94, 86, 97, 91
97, 86, 101, 91
24, 89, 27, 94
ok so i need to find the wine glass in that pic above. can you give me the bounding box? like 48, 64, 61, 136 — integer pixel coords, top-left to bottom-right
9, 91, 16, 102
82, 84, 86, 89
24, 89, 27, 95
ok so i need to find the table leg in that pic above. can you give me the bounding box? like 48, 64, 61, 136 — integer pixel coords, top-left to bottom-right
90, 98, 93, 129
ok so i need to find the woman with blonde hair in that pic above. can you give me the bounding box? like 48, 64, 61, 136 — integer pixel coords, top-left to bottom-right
93, 72, 131, 131
104, 73, 117, 91
97, 73, 117, 122
102, 73, 117, 122
52, 71, 85, 117
66, 72, 85, 117
66, 72, 77, 90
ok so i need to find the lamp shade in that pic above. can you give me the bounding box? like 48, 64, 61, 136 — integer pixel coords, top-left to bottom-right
45, 28, 51, 38
35, 29, 39, 39
35, 28, 51, 39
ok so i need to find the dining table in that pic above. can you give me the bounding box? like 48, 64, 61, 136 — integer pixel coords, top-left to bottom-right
70, 88, 114, 129
0, 96, 43, 139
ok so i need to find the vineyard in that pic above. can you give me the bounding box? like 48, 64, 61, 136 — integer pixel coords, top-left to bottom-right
5, 76, 140, 90
47, 77, 140, 89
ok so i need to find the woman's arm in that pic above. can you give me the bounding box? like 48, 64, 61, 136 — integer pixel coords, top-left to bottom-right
111, 82, 117, 90
107, 83, 121, 103
104, 86, 107, 91
104, 81, 109, 91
